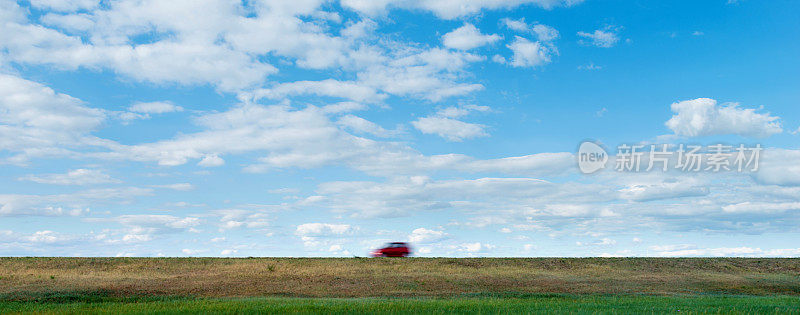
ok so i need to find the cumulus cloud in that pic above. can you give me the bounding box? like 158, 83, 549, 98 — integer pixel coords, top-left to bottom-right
341, 0, 583, 19
295, 223, 354, 252
654, 245, 800, 257
532, 24, 559, 42
754, 149, 800, 186
247, 80, 387, 104
577, 26, 621, 48
336, 115, 400, 138
89, 214, 201, 245
722, 202, 800, 214
412, 116, 488, 142
456, 242, 495, 253
503, 19, 560, 42
665, 98, 782, 138
501, 17, 529, 32
506, 36, 556, 67
619, 182, 710, 202
412, 105, 489, 141
4, 1, 491, 102
151, 183, 195, 191
315, 176, 609, 218
0, 187, 152, 216
28, 0, 99, 12
3, 0, 471, 96
296, 223, 353, 236
197, 154, 225, 167
409, 227, 448, 243
128, 101, 183, 114
442, 23, 501, 50
97, 102, 570, 177
356, 48, 485, 102
119, 101, 184, 122
0, 73, 106, 164
19, 169, 120, 186
212, 209, 271, 231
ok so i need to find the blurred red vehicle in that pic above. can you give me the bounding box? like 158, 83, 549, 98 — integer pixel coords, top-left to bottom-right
371, 242, 411, 257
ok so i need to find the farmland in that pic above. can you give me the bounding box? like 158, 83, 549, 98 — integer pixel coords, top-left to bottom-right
1, 257, 799, 313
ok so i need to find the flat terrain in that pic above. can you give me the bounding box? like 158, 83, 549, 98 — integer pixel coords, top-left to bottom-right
1, 257, 799, 313
2, 295, 799, 314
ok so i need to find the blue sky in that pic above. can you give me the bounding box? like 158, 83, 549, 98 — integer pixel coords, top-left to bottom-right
1, 0, 799, 257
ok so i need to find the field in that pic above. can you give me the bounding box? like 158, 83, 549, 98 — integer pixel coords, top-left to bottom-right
1, 257, 799, 313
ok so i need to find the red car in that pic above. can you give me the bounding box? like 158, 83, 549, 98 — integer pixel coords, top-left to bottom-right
371, 242, 411, 257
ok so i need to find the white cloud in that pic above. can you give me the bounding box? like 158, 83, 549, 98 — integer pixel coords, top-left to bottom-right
654, 246, 800, 257
619, 182, 710, 202
99, 103, 567, 177
295, 223, 354, 252
501, 18, 559, 41
337, 115, 399, 138
296, 223, 353, 236
456, 242, 494, 253
491, 54, 506, 63
19, 169, 119, 185
436, 105, 490, 118
197, 154, 225, 167
315, 176, 608, 218
665, 98, 782, 138
356, 48, 485, 102
1, 1, 371, 91
578, 238, 616, 246
532, 24, 559, 42
0, 1, 486, 97
128, 101, 183, 114
577, 26, 621, 48
412, 116, 488, 142
88, 214, 201, 244
0, 74, 106, 164
247, 80, 387, 104
0, 229, 77, 246
722, 202, 800, 214
111, 214, 201, 230
212, 209, 271, 231
151, 183, 195, 191
501, 18, 529, 32
408, 227, 447, 243
1, 16, 278, 90
578, 63, 602, 70
27, 230, 63, 243
754, 149, 800, 186
442, 23, 501, 50
411, 105, 489, 141
0, 187, 151, 216
506, 36, 556, 67
28, 0, 99, 12
341, 0, 583, 19
182, 248, 205, 256
321, 102, 368, 114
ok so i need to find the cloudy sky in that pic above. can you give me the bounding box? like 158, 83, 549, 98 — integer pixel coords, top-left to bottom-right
1, 0, 799, 257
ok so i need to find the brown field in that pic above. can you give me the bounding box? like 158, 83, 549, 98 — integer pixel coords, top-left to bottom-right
1, 257, 799, 298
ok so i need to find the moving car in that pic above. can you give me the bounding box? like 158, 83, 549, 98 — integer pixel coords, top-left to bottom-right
371, 242, 411, 257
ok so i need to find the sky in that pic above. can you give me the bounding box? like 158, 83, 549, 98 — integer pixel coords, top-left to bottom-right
1, 0, 799, 257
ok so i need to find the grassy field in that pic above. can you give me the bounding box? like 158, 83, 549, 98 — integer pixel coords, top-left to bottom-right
1, 257, 799, 313
2, 295, 799, 314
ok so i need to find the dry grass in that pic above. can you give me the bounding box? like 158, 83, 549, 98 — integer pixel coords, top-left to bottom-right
1, 257, 799, 298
